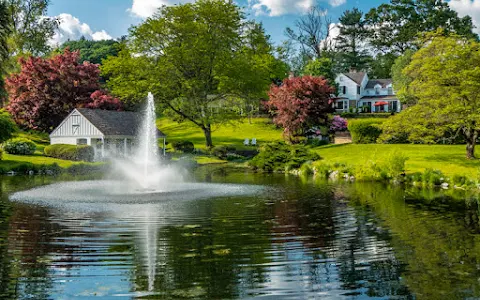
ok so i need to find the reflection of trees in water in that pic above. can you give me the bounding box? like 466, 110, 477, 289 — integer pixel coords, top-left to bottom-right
347, 182, 480, 300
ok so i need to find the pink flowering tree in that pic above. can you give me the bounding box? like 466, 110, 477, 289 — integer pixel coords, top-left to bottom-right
6, 49, 121, 131
265, 76, 335, 143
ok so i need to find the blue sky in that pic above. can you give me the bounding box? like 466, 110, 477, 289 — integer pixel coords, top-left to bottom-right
46, 0, 480, 46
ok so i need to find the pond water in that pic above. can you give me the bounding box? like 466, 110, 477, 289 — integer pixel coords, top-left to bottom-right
1, 167, 480, 299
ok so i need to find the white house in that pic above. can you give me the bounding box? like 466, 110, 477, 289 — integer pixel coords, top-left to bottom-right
50, 108, 166, 160
334, 72, 401, 113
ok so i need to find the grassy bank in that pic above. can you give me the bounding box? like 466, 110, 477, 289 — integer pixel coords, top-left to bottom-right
313, 144, 478, 177
157, 117, 283, 150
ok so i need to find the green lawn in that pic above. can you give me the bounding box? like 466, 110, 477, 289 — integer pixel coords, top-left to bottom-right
157, 117, 283, 150
314, 144, 479, 177
2, 153, 78, 168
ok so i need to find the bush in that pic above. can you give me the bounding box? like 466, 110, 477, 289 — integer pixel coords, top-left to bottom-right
172, 140, 194, 153
44, 144, 94, 162
307, 138, 329, 147
0, 110, 17, 143
3, 138, 36, 155
66, 163, 106, 175
348, 119, 385, 144
330, 115, 348, 132
248, 142, 320, 172
210, 145, 231, 159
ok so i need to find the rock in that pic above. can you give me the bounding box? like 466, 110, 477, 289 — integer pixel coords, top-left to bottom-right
329, 170, 339, 180
28, 170, 34, 176
6, 171, 16, 176
441, 182, 449, 189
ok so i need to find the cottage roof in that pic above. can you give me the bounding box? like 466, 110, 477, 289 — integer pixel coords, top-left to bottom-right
76, 109, 166, 137
366, 79, 392, 89
343, 72, 366, 85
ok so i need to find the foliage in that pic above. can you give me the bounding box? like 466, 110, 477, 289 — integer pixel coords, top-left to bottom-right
265, 76, 334, 142
248, 142, 320, 172
391, 33, 480, 158
3, 137, 35, 155
365, 0, 476, 54
391, 50, 417, 105
172, 141, 195, 153
347, 119, 384, 144
59, 38, 121, 64
0, 110, 17, 143
369, 53, 397, 79
335, 8, 371, 72
0, 2, 10, 103
85, 90, 122, 111
6, 50, 119, 131
330, 115, 348, 132
303, 57, 336, 84
44, 144, 94, 162
102, 0, 284, 147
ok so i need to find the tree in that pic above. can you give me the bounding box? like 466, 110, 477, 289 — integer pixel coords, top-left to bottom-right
391, 49, 417, 105
369, 53, 397, 79
265, 76, 334, 143
102, 0, 281, 147
6, 50, 120, 131
303, 57, 335, 83
335, 8, 371, 72
58, 39, 120, 64
0, 109, 17, 142
6, 0, 58, 56
365, 0, 476, 55
285, 6, 334, 60
0, 1, 11, 103
383, 33, 480, 159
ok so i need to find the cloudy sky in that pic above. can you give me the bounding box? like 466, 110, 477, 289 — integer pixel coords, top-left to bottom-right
46, 0, 480, 46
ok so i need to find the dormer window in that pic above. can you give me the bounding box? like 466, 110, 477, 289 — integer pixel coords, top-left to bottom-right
375, 87, 380, 95
388, 87, 393, 95
340, 76, 343, 81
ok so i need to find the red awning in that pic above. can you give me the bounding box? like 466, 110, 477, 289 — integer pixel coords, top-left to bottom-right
374, 101, 389, 106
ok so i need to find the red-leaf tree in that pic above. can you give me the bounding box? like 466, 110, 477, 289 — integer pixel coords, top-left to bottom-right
266, 76, 334, 142
6, 49, 122, 131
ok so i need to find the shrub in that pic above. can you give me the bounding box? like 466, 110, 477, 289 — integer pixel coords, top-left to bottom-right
3, 138, 36, 155
211, 145, 229, 159
0, 110, 17, 143
226, 153, 245, 161
248, 142, 320, 172
348, 119, 385, 144
330, 115, 348, 132
44, 144, 94, 162
312, 161, 332, 178
383, 151, 408, 180
172, 140, 194, 153
421, 169, 444, 186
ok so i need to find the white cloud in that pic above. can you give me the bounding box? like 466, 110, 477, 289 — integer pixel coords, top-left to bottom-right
449, 0, 480, 34
129, 0, 194, 18
250, 0, 316, 16
49, 13, 112, 46
328, 0, 346, 7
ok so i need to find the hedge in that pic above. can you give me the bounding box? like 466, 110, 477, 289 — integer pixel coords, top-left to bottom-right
44, 144, 95, 162
347, 119, 385, 144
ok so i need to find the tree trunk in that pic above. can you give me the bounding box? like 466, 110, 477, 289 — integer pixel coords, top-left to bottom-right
203, 125, 213, 148
465, 128, 478, 159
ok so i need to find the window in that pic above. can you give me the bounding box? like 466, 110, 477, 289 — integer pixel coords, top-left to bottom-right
392, 101, 398, 112
341, 86, 346, 94
357, 86, 361, 94
72, 114, 80, 135
388, 87, 393, 95
77, 138, 87, 145
336, 101, 344, 109
375, 87, 380, 95
339, 76, 343, 81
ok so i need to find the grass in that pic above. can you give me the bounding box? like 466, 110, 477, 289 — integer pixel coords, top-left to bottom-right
313, 144, 480, 177
2, 153, 78, 168
157, 117, 283, 150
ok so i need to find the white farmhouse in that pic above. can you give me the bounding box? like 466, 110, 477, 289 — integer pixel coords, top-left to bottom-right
50, 108, 166, 160
334, 72, 401, 113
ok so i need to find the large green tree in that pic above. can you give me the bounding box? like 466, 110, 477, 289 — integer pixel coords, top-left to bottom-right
365, 0, 476, 55
0, 1, 11, 102
335, 8, 371, 72
381, 33, 480, 159
102, 0, 284, 147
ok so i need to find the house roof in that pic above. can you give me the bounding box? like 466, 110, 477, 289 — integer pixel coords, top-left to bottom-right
76, 108, 166, 137
343, 72, 366, 85
360, 95, 398, 101
366, 79, 392, 89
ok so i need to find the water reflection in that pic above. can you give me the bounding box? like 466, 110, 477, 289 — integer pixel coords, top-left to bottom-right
1, 170, 480, 299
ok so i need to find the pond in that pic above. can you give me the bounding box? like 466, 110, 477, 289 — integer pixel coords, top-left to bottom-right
0, 167, 480, 299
